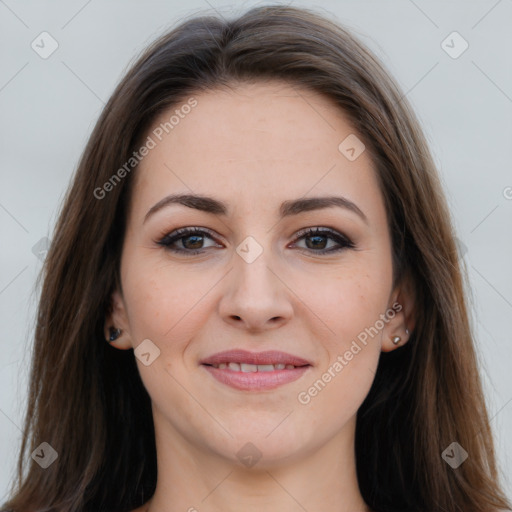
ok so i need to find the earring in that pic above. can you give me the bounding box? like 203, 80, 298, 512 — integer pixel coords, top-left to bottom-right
392, 336, 401, 345
108, 326, 122, 342
405, 328, 410, 335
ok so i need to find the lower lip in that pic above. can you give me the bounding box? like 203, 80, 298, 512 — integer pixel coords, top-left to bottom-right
202, 364, 311, 391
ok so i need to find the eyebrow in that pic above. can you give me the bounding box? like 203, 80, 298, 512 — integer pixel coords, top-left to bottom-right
143, 193, 368, 225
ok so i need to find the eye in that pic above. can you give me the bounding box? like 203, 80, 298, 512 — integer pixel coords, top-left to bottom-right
156, 226, 355, 256
290, 227, 355, 255
157, 227, 221, 255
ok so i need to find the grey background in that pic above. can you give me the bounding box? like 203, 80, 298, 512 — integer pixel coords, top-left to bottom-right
1, 0, 511, 503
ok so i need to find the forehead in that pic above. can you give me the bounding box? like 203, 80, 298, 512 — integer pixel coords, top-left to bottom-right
144, 80, 357, 165
130, 80, 384, 223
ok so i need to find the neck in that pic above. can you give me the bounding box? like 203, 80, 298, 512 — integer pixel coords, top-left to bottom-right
146, 412, 370, 512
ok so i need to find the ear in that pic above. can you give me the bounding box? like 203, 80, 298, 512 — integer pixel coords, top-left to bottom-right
381, 270, 416, 353
104, 288, 133, 350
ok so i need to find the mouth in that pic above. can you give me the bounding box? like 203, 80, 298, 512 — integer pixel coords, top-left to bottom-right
205, 362, 304, 371
200, 349, 312, 391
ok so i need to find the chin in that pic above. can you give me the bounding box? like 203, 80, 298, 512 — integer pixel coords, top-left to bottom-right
225, 441, 312, 471
209, 422, 316, 468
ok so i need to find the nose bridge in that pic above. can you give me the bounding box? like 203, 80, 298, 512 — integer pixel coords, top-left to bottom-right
218, 230, 293, 329
232, 233, 277, 297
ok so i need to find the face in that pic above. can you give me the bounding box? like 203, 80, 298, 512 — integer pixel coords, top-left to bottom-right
107, 80, 411, 468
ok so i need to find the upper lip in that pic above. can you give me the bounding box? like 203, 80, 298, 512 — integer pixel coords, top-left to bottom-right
200, 349, 312, 367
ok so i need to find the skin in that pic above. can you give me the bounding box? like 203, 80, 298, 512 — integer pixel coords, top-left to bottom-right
106, 80, 415, 512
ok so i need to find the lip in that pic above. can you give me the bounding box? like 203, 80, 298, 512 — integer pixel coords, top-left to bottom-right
200, 349, 312, 367
200, 349, 312, 391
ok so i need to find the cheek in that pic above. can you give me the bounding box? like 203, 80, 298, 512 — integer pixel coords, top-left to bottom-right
295, 271, 386, 419
296, 350, 378, 440
298, 261, 390, 408
303, 261, 390, 346
124, 278, 176, 338
121, 255, 219, 346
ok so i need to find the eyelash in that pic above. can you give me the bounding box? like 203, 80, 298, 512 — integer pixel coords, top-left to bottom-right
156, 226, 355, 256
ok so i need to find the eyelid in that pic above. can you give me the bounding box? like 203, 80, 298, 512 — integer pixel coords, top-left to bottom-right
156, 226, 221, 248
292, 226, 354, 244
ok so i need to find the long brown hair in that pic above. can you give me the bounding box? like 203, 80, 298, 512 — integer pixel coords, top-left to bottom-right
2, 5, 510, 512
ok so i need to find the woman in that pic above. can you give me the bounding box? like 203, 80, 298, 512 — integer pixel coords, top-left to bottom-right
2, 4, 510, 512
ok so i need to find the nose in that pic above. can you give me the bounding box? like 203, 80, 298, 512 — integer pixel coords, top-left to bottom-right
218, 246, 294, 333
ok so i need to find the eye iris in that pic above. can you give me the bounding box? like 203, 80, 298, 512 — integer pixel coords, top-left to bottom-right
306, 234, 327, 250
183, 234, 203, 249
